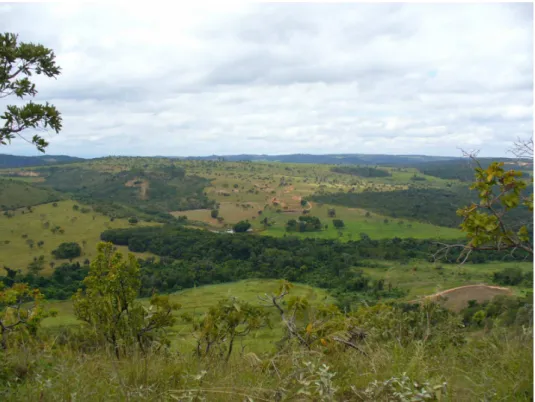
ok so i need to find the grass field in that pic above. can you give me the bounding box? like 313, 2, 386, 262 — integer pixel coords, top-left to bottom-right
0, 200, 158, 274
0, 177, 62, 209
255, 203, 461, 240
359, 260, 533, 299
42, 279, 335, 354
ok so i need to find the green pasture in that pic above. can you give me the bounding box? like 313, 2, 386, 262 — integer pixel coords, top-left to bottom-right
0, 200, 157, 274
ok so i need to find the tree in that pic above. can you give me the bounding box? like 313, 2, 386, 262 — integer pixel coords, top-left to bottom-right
210, 209, 219, 219
233, 221, 251, 233
185, 297, 269, 361
52, 242, 82, 259
432, 143, 533, 263
27, 255, 45, 275
332, 219, 345, 229
0, 282, 53, 349
0, 33, 62, 152
72, 242, 179, 358
328, 208, 336, 218
454, 161, 532, 261
128, 216, 138, 225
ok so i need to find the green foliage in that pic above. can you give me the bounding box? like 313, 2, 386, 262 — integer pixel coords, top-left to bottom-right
457, 161, 533, 257
0, 262, 88, 300
0, 282, 53, 348
36, 166, 214, 222
460, 294, 533, 328
128, 216, 138, 225
186, 297, 269, 361
210, 209, 219, 219
362, 372, 447, 401
27, 255, 45, 275
310, 187, 529, 228
286, 216, 322, 232
331, 165, 391, 177
332, 219, 344, 229
0, 32, 62, 152
52, 242, 81, 259
233, 220, 251, 233
492, 267, 533, 286
72, 242, 179, 358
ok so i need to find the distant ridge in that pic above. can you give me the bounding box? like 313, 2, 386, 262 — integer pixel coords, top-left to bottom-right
0, 154, 85, 169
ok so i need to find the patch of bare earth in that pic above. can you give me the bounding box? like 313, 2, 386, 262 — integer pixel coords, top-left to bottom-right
125, 178, 149, 200
413, 285, 512, 312
8, 171, 40, 177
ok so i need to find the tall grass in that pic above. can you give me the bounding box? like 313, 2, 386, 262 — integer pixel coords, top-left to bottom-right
1, 326, 531, 401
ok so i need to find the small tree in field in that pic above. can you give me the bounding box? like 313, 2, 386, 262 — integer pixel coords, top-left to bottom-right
233, 220, 251, 233
27, 255, 45, 275
73, 242, 180, 358
332, 219, 345, 229
185, 297, 269, 361
210, 209, 219, 219
52, 242, 81, 259
328, 208, 336, 218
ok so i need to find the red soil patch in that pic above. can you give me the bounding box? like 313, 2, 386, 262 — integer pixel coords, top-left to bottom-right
412, 284, 512, 312
125, 178, 149, 200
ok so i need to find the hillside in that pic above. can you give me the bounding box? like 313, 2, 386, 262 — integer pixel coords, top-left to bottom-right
0, 200, 158, 273
0, 153, 84, 168
0, 177, 63, 210
30, 164, 216, 222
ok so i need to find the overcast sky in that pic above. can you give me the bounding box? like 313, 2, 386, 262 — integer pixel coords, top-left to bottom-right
1, 2, 532, 158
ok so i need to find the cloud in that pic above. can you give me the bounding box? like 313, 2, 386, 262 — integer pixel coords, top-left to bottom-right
0, 3, 532, 157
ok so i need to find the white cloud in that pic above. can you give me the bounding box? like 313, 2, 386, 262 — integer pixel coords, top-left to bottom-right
0, 3, 532, 157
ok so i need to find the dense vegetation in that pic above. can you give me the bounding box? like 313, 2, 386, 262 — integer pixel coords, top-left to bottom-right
286, 216, 323, 232
331, 165, 391, 177
311, 187, 472, 227
52, 242, 82, 259
311, 186, 533, 229
0, 245, 531, 401
96, 225, 528, 310
34, 165, 215, 221
415, 159, 532, 182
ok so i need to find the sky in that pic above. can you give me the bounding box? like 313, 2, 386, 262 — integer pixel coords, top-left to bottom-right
0, 2, 533, 158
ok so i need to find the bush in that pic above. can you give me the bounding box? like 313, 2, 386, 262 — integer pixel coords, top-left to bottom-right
233, 221, 251, 233
52, 242, 82, 259
332, 219, 345, 229
211, 209, 219, 219
128, 216, 139, 225
493, 267, 532, 286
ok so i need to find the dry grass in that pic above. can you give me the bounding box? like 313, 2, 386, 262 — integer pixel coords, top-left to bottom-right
422, 285, 513, 312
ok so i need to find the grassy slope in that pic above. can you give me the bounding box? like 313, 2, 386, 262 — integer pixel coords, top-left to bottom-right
256, 203, 461, 240
0, 177, 63, 209
0, 200, 157, 274
360, 260, 533, 299
42, 279, 334, 354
